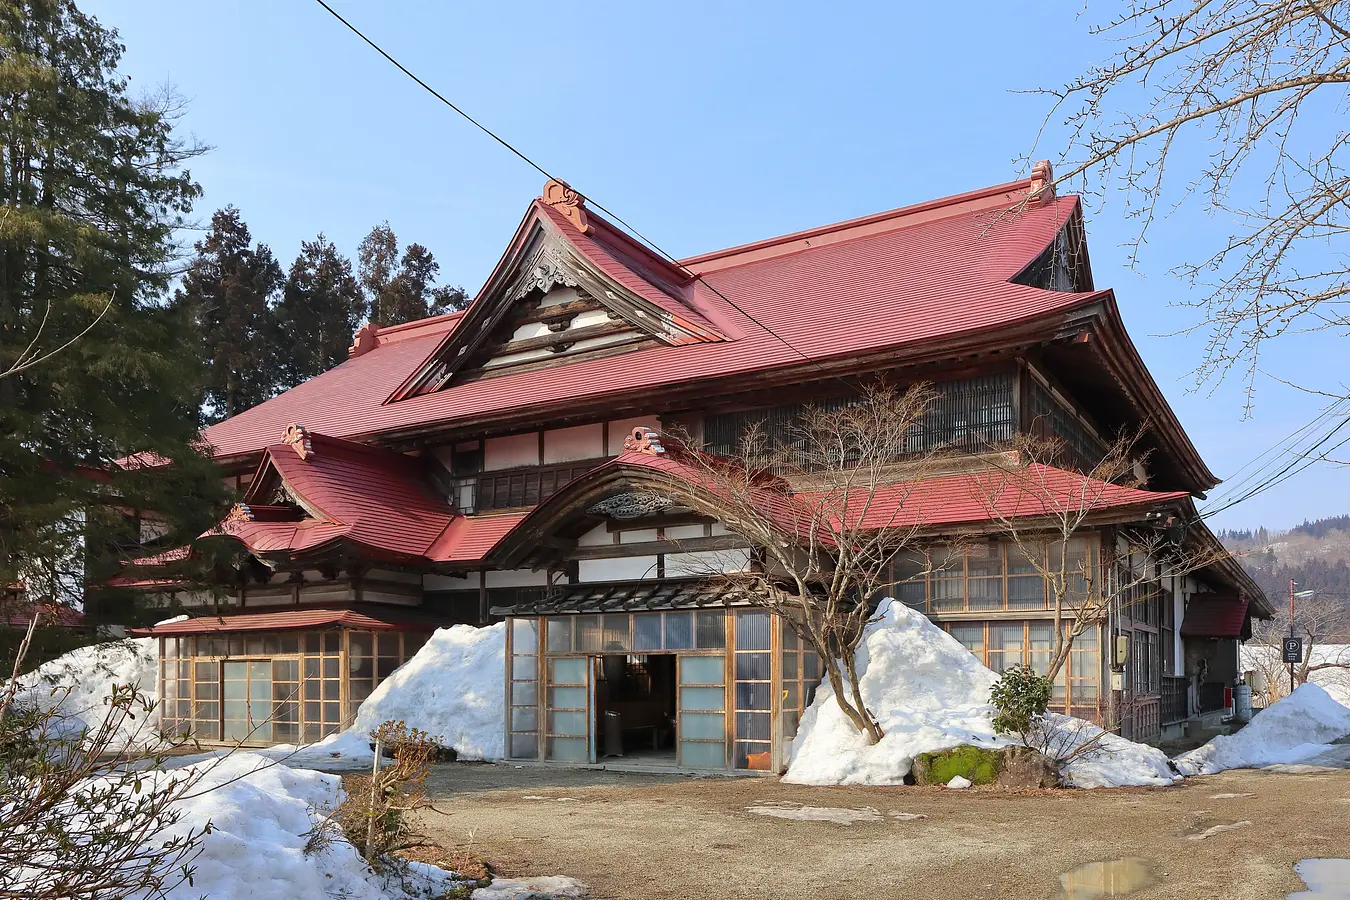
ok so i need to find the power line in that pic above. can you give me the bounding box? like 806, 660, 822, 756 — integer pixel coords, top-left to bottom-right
309, 0, 835, 378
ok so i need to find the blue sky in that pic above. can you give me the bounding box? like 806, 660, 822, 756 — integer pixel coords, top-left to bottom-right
87, 0, 1349, 531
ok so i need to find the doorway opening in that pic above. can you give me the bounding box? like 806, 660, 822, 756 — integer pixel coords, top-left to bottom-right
597, 653, 677, 764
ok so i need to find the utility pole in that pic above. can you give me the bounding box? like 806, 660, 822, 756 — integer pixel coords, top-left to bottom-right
1289, 578, 1296, 695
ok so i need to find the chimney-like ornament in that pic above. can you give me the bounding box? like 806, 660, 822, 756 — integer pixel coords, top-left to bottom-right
282, 424, 314, 460
1028, 160, 1056, 205
623, 426, 665, 455
542, 179, 590, 233
348, 322, 380, 358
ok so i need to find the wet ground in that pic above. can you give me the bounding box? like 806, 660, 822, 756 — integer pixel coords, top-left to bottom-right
416, 763, 1350, 900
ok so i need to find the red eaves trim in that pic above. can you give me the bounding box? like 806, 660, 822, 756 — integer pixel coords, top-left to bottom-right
131, 605, 445, 636
1180, 594, 1250, 639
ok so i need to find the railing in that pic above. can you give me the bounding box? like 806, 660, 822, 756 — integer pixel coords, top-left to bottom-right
1123, 695, 1161, 744
1161, 676, 1188, 725
476, 459, 607, 511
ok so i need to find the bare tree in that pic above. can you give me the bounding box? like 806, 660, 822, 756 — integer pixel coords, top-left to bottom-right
1034, 1, 1350, 405
1248, 590, 1350, 703
969, 432, 1225, 683
0, 617, 212, 900
647, 383, 939, 745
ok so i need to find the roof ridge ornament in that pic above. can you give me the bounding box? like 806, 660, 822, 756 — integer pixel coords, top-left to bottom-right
224, 503, 254, 523
1028, 160, 1056, 206
542, 179, 590, 233
349, 321, 380, 358
282, 423, 314, 460
623, 426, 665, 455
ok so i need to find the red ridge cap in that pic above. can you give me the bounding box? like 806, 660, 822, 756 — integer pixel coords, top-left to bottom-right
682, 177, 1037, 274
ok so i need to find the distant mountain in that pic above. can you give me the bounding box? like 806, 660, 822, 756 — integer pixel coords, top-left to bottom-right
1220, 514, 1350, 638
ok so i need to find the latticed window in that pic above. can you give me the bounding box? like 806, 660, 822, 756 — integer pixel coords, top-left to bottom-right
703, 373, 1016, 466
1026, 379, 1107, 469
886, 537, 1098, 615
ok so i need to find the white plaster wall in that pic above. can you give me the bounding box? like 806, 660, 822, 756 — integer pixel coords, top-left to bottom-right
484, 433, 539, 470
579, 555, 659, 582
710, 522, 730, 537
666, 548, 752, 578
537, 286, 582, 309
664, 523, 709, 540
485, 568, 549, 588
571, 309, 611, 329
619, 527, 659, 544
424, 572, 481, 590
544, 423, 604, 463
576, 524, 613, 547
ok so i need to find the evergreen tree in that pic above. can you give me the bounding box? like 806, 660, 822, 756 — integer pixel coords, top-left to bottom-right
357, 223, 467, 326
0, 0, 230, 612
174, 207, 284, 422
275, 234, 362, 387
357, 222, 399, 327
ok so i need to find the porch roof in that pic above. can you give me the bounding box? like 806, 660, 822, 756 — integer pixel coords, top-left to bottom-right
491, 579, 747, 617
1180, 594, 1251, 640
130, 604, 446, 636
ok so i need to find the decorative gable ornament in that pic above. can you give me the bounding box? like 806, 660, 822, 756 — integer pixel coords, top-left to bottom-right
623, 427, 665, 455
542, 179, 589, 233
282, 424, 313, 460
1028, 159, 1056, 205
224, 503, 254, 523
348, 322, 380, 358
587, 491, 674, 520
515, 252, 581, 303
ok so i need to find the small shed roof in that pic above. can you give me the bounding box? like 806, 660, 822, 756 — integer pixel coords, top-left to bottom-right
1180, 594, 1252, 640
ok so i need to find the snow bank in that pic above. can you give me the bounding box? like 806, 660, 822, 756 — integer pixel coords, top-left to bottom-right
10, 636, 160, 748
350, 623, 506, 760
150, 753, 462, 899
784, 600, 1177, 789
1173, 683, 1350, 775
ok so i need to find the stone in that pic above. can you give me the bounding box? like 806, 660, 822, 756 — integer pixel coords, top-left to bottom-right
996, 745, 1060, 790
911, 744, 1003, 786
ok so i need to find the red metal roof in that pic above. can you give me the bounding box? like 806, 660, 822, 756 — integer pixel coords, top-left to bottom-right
200, 178, 1110, 461
216, 431, 457, 562
2, 602, 86, 629
133, 604, 445, 636
1181, 594, 1251, 639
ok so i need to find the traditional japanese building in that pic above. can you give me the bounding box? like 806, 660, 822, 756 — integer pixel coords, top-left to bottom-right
130, 167, 1269, 765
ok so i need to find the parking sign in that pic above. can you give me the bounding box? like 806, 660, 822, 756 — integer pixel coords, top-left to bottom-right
1283, 636, 1303, 664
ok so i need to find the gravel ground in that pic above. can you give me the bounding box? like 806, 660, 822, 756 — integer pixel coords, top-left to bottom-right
415, 763, 1350, 900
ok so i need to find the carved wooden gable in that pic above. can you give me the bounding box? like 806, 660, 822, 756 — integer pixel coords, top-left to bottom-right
390, 182, 724, 399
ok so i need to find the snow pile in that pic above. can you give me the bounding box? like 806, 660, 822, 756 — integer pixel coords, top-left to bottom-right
1243, 644, 1350, 707
9, 635, 160, 748
351, 623, 506, 760
1174, 683, 1350, 775
5, 751, 464, 899
784, 600, 1177, 789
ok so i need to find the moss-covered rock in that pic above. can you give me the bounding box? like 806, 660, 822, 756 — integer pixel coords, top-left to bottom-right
911, 744, 1003, 785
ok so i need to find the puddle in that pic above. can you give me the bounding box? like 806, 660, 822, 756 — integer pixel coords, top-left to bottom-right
1059, 857, 1154, 899
745, 802, 883, 825
1290, 859, 1350, 899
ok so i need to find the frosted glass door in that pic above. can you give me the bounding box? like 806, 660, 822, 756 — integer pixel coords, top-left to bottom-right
678, 655, 726, 769
545, 656, 591, 762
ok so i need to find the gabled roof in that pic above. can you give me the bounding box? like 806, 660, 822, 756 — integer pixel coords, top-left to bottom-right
197, 170, 1215, 492
215, 427, 458, 564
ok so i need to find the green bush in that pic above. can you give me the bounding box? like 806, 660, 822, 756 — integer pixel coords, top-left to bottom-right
990, 664, 1053, 737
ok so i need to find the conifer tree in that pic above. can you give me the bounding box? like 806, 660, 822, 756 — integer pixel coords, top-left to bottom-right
174, 207, 284, 422
357, 223, 467, 326
275, 234, 362, 387
0, 0, 230, 612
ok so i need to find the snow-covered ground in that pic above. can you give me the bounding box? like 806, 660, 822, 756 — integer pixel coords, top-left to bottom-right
783, 600, 1178, 789
9, 633, 161, 748
1173, 683, 1350, 775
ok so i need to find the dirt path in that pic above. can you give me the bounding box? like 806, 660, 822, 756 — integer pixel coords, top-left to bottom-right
415, 764, 1350, 899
